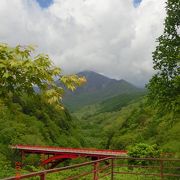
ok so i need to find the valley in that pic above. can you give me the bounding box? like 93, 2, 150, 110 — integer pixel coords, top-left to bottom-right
66, 71, 179, 154
0, 0, 179, 177
0, 68, 179, 179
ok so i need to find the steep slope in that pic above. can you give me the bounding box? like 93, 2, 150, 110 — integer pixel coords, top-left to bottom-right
104, 100, 180, 153
0, 95, 83, 178
63, 71, 144, 111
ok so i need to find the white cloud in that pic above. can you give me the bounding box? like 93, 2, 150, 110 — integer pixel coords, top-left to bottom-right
0, 0, 166, 86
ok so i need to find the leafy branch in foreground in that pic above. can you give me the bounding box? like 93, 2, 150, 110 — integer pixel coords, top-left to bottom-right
0, 43, 86, 109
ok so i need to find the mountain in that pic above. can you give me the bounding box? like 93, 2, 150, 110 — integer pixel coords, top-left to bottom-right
63, 71, 144, 111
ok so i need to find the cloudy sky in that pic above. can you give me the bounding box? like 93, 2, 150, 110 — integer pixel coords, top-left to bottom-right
0, 0, 166, 86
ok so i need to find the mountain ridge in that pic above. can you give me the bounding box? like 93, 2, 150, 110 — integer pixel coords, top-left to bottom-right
63, 70, 144, 111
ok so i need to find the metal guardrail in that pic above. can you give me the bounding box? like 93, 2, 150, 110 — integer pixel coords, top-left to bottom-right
114, 157, 180, 179
2, 157, 180, 180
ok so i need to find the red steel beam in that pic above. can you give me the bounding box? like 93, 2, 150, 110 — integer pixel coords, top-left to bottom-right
11, 145, 127, 157
41, 154, 78, 166
11, 145, 127, 168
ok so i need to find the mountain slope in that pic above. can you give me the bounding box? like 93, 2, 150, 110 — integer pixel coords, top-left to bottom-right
75, 96, 180, 153
63, 71, 144, 111
0, 95, 83, 178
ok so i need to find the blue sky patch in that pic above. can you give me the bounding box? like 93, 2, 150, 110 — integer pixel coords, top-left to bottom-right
133, 0, 142, 7
36, 0, 142, 9
36, 0, 53, 8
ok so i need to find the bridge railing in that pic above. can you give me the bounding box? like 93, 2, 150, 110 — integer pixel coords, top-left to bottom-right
3, 157, 180, 180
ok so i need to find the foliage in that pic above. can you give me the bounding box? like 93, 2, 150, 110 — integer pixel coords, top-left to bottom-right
0, 43, 86, 109
0, 43, 86, 178
73, 93, 145, 148
147, 0, 180, 112
75, 95, 180, 155
128, 143, 161, 158
0, 153, 15, 177
0, 94, 84, 178
128, 143, 161, 165
99, 92, 146, 113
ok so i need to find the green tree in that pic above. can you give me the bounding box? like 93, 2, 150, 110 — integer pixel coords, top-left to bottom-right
128, 143, 161, 165
147, 0, 180, 112
0, 43, 86, 109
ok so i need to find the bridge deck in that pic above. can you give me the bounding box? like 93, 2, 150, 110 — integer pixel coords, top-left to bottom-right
11, 145, 127, 157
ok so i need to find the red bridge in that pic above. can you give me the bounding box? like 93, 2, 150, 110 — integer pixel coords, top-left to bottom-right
12, 145, 127, 169
3, 145, 180, 180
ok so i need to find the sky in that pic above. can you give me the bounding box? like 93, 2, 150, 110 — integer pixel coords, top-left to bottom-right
36, 0, 53, 8
0, 0, 166, 86
133, 0, 142, 7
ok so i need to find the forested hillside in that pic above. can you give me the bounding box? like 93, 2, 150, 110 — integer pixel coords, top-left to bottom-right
0, 44, 85, 178
75, 97, 180, 154
0, 95, 84, 177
